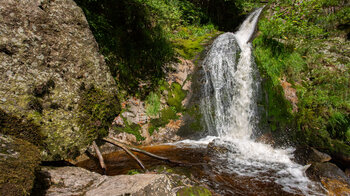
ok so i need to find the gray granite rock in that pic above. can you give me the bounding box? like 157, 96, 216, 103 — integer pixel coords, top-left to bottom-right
37, 166, 178, 196
0, 0, 118, 160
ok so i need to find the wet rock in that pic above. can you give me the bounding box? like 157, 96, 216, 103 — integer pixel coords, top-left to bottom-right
320, 178, 350, 196
36, 166, 180, 196
0, 0, 118, 160
306, 163, 350, 196
256, 132, 275, 145
0, 134, 41, 196
150, 121, 182, 144
207, 139, 229, 156
306, 162, 350, 185
293, 145, 331, 165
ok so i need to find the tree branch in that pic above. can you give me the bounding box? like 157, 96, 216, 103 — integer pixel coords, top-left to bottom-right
92, 141, 107, 173
103, 137, 146, 171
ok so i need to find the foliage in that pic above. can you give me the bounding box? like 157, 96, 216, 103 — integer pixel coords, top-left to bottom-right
260, 0, 349, 41
167, 83, 187, 112
171, 24, 217, 59
148, 107, 178, 135
75, 0, 174, 96
253, 0, 350, 147
145, 92, 161, 117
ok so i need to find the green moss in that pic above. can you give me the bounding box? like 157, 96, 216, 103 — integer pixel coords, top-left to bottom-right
145, 92, 161, 117
146, 81, 186, 135
167, 82, 187, 112
127, 169, 141, 175
0, 135, 41, 196
171, 25, 218, 60
177, 186, 212, 196
113, 116, 145, 141
0, 109, 44, 147
186, 106, 203, 132
149, 107, 178, 135
177, 105, 203, 136
78, 85, 121, 145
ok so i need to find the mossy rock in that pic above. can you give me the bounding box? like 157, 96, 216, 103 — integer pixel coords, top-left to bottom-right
177, 186, 212, 196
78, 85, 121, 141
167, 82, 187, 112
177, 105, 204, 137
0, 0, 119, 161
113, 116, 144, 141
0, 109, 44, 147
0, 134, 41, 196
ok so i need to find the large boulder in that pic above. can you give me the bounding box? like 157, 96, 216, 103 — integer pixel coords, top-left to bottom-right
0, 0, 119, 160
306, 162, 350, 195
0, 134, 41, 196
293, 145, 331, 165
34, 166, 180, 196
306, 162, 350, 185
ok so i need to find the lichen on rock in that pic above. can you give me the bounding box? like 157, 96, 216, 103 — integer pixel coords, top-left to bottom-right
0, 0, 119, 160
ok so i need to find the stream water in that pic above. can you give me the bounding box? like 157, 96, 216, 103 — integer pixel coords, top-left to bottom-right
78, 8, 326, 195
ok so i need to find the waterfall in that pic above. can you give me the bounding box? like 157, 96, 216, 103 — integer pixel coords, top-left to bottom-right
178, 8, 325, 195
201, 8, 263, 138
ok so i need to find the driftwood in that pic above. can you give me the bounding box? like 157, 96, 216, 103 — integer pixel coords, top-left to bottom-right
92, 141, 107, 172
102, 137, 185, 171
89, 136, 189, 172
103, 137, 147, 171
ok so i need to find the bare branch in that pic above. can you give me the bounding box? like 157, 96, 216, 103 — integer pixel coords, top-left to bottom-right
103, 137, 146, 171
92, 141, 107, 172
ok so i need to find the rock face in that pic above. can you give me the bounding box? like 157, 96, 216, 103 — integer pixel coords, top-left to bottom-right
306, 162, 350, 195
35, 166, 179, 196
0, 0, 119, 160
293, 146, 332, 165
306, 162, 350, 185
106, 58, 195, 147
0, 134, 41, 196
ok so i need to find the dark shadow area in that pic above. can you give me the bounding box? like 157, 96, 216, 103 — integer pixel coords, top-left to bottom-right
74, 0, 174, 96
40, 160, 75, 167
187, 0, 244, 32
31, 170, 50, 196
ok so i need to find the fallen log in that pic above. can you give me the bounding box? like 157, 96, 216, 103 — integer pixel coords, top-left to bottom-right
104, 137, 183, 165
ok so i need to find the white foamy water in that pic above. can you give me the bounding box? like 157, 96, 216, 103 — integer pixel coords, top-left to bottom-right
176, 8, 326, 195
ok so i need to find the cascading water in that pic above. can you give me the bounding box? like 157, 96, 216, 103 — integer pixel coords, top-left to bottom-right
201, 8, 263, 139
180, 8, 326, 195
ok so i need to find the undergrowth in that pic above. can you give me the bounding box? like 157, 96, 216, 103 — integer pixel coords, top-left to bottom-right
252, 0, 350, 147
